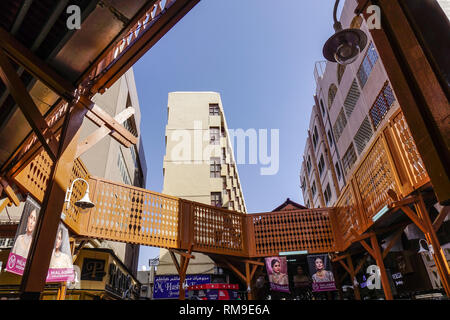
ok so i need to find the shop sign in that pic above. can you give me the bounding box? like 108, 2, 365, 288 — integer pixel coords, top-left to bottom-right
392, 272, 404, 287
153, 274, 211, 299
81, 258, 106, 281
106, 263, 139, 299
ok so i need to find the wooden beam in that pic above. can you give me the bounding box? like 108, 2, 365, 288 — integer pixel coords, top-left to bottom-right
402, 206, 428, 234
78, 96, 137, 147
168, 250, 181, 274
354, 255, 369, 275
382, 227, 407, 259
0, 198, 11, 213
433, 205, 450, 232
416, 195, 450, 296
75, 107, 135, 158
331, 254, 350, 263
223, 260, 246, 283
358, 239, 376, 260
19, 101, 88, 299
370, 234, 393, 300
338, 259, 352, 276
0, 178, 20, 206
0, 27, 75, 99
0, 49, 59, 160
346, 255, 361, 300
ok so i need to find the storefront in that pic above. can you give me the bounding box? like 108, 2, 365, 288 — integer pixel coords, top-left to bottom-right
0, 247, 141, 300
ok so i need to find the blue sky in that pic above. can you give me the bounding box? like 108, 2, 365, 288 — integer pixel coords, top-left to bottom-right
134, 0, 339, 269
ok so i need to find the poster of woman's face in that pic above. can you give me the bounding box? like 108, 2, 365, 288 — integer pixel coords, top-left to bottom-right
6, 196, 41, 275
307, 254, 336, 292
265, 256, 289, 293
47, 222, 74, 282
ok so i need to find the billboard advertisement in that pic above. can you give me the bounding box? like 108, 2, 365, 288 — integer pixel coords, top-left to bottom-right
265, 256, 289, 293
307, 254, 336, 292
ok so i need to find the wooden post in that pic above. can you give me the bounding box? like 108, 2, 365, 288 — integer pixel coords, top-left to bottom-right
346, 256, 361, 300
245, 262, 253, 300
19, 102, 88, 299
416, 196, 450, 296
356, 0, 450, 205
370, 234, 393, 300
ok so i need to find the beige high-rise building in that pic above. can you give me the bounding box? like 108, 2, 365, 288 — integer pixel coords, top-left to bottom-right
157, 91, 247, 277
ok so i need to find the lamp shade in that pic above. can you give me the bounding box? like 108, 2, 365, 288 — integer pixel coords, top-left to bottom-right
323, 28, 367, 65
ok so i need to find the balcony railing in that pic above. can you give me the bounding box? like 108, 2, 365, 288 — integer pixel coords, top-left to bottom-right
333, 109, 430, 250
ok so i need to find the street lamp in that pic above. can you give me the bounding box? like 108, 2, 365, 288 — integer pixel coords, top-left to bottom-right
64, 178, 95, 210
323, 0, 367, 65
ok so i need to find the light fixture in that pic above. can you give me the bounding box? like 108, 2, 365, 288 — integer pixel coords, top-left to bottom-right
64, 178, 95, 210
323, 0, 368, 65
418, 239, 429, 254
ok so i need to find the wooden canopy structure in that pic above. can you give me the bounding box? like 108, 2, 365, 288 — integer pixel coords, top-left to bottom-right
0, 0, 448, 300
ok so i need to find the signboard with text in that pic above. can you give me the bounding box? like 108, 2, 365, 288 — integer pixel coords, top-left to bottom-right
153, 274, 211, 299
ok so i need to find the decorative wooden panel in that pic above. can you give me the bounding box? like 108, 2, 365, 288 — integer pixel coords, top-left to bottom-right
334, 184, 361, 250
251, 209, 336, 257
13, 150, 53, 202
389, 111, 429, 190
191, 203, 246, 256
353, 135, 399, 221
78, 177, 179, 249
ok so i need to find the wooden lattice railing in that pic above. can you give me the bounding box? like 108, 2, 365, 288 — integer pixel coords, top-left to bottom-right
333, 109, 430, 250
8, 109, 429, 257
248, 208, 337, 257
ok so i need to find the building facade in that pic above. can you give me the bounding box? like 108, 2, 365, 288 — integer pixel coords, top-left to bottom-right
157, 92, 247, 282
299, 0, 450, 298
300, 0, 397, 209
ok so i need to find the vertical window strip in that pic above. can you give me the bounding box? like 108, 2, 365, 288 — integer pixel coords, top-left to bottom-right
354, 116, 374, 155
369, 82, 396, 129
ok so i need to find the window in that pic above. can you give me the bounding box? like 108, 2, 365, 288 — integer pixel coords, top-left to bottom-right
327, 129, 333, 147
123, 117, 138, 137
369, 82, 396, 129
335, 162, 342, 181
301, 177, 306, 190
324, 184, 332, 205
342, 143, 357, 177
311, 181, 317, 197
210, 127, 220, 144
209, 103, 220, 115
337, 64, 346, 84
229, 201, 234, 210
320, 99, 326, 117
357, 42, 379, 88
354, 116, 373, 154
210, 157, 221, 178
318, 154, 325, 176
223, 177, 227, 189
343, 79, 360, 118
0, 238, 14, 248
306, 156, 312, 174
328, 84, 338, 109
222, 148, 226, 164
333, 108, 347, 142
312, 126, 319, 149
211, 192, 222, 207
306, 200, 310, 208
117, 153, 132, 185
